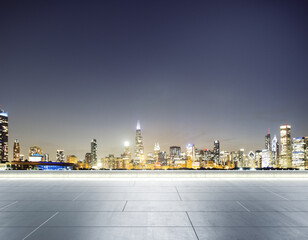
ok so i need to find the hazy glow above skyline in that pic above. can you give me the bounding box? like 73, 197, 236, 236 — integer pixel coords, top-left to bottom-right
1, 0, 307, 161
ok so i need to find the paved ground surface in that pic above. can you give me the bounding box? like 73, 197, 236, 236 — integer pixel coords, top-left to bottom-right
0, 178, 308, 240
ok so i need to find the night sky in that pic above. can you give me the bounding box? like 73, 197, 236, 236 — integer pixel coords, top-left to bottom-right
1, 0, 308, 161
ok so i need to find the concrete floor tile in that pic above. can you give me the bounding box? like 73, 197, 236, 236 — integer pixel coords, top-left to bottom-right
239, 200, 308, 212
177, 186, 267, 193
125, 200, 246, 212
45, 212, 191, 227
26, 227, 198, 240
188, 212, 299, 227
0, 192, 80, 201
77, 192, 180, 200
195, 227, 308, 240
0, 227, 35, 240
2, 200, 126, 212
0, 212, 56, 226
180, 192, 285, 201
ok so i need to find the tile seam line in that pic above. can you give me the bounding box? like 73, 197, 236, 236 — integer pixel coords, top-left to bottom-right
236, 201, 251, 212
22, 212, 59, 240
72, 193, 84, 201
261, 187, 289, 200
122, 201, 128, 212
186, 211, 200, 240
0, 201, 18, 211
175, 186, 182, 201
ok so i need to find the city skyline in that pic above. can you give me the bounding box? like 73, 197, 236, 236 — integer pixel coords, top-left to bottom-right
1, 106, 307, 162
1, 0, 308, 161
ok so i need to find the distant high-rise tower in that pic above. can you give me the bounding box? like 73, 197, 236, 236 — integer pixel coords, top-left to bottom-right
91, 139, 97, 167
292, 137, 306, 168
186, 144, 196, 161
280, 124, 292, 168
85, 152, 91, 165
170, 146, 181, 160
265, 129, 271, 150
56, 150, 65, 162
134, 121, 144, 165
0, 107, 8, 163
271, 135, 279, 166
123, 141, 131, 160
213, 140, 220, 164
154, 142, 160, 162
13, 139, 20, 162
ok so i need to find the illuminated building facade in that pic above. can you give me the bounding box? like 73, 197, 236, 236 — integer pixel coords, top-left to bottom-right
67, 155, 78, 164
154, 142, 160, 162
0, 108, 8, 163
43, 154, 49, 162
213, 140, 220, 164
280, 124, 292, 168
122, 141, 131, 161
255, 150, 262, 168
186, 144, 195, 161
56, 150, 65, 162
134, 121, 144, 165
261, 149, 271, 168
237, 149, 245, 168
271, 136, 279, 167
220, 151, 230, 166
305, 137, 308, 168
85, 152, 91, 165
13, 139, 20, 162
292, 137, 306, 168
29, 146, 42, 156
158, 151, 167, 166
248, 151, 255, 168
91, 139, 97, 167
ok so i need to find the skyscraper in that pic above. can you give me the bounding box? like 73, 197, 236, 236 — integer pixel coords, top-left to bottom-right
0, 108, 8, 163
292, 137, 306, 168
134, 121, 144, 165
122, 141, 131, 169
265, 129, 271, 150
123, 141, 131, 160
170, 146, 181, 160
91, 139, 98, 167
154, 142, 160, 162
280, 124, 292, 168
271, 135, 279, 166
56, 150, 65, 162
13, 139, 20, 162
186, 144, 196, 161
85, 152, 91, 165
213, 140, 220, 164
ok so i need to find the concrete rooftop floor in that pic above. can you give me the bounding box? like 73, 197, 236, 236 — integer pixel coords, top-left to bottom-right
0, 177, 308, 240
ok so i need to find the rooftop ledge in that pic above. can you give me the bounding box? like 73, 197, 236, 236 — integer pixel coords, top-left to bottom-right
0, 170, 307, 178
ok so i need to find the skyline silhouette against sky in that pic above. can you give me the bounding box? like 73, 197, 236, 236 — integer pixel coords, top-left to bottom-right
1, 0, 307, 160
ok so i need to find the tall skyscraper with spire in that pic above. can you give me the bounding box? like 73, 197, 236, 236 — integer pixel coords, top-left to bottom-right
0, 107, 8, 163
134, 121, 144, 165
13, 139, 20, 162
